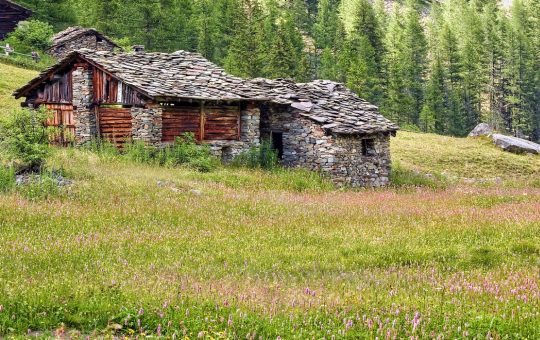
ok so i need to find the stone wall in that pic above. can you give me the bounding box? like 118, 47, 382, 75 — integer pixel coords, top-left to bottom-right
331, 134, 391, 187
261, 104, 392, 187
131, 107, 163, 144
49, 35, 118, 59
72, 66, 96, 145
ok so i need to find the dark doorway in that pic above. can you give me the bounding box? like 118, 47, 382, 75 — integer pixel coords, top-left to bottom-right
271, 132, 284, 160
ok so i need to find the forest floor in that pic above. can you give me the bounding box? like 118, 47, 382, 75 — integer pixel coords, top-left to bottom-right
1, 61, 540, 338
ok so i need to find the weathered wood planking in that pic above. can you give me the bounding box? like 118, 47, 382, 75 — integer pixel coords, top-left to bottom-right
98, 107, 132, 146
43, 103, 75, 145
0, 1, 32, 39
162, 104, 241, 142
93, 68, 144, 106
204, 105, 240, 140
162, 105, 202, 142
34, 71, 72, 104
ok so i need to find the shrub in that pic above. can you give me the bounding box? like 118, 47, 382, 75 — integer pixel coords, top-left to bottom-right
119, 133, 219, 172
3, 20, 54, 52
232, 140, 279, 170
0, 166, 16, 193
0, 108, 52, 172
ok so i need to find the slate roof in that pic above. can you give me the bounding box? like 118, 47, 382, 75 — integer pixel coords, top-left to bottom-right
14, 49, 269, 101
49, 26, 120, 49
252, 78, 399, 135
14, 49, 398, 135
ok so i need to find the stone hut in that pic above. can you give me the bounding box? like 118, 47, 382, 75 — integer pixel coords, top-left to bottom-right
0, 0, 32, 40
13, 49, 398, 187
253, 78, 398, 187
46, 27, 120, 59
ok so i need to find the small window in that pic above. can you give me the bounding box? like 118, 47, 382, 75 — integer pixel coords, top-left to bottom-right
362, 139, 376, 157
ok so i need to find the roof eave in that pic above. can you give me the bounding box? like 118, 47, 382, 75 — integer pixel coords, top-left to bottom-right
154, 95, 269, 103
4, 0, 33, 14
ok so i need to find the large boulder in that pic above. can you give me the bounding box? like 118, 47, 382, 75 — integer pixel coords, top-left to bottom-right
492, 134, 540, 154
469, 123, 493, 137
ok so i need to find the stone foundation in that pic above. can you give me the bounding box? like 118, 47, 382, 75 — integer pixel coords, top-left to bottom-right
72, 66, 96, 145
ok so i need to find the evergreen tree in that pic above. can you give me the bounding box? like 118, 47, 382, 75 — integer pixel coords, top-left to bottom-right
344, 0, 384, 103
224, 0, 265, 78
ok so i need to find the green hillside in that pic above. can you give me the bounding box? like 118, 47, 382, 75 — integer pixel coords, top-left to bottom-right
0, 61, 37, 114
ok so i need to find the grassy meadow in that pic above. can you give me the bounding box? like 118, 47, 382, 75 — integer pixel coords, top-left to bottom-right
1, 62, 540, 338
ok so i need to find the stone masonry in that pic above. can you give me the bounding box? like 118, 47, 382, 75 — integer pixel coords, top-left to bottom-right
261, 104, 391, 187
131, 107, 163, 144
49, 33, 118, 59
72, 66, 96, 145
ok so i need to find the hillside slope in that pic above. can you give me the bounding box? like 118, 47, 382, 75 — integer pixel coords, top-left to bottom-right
0, 62, 538, 182
0, 61, 37, 114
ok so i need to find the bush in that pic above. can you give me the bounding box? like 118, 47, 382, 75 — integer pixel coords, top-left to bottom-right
232, 140, 279, 170
105, 133, 219, 172
3, 20, 54, 52
0, 108, 53, 172
0, 166, 16, 193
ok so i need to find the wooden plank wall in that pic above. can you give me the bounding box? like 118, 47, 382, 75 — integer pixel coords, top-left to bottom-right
98, 107, 132, 146
93, 69, 144, 106
161, 104, 241, 142
162, 105, 201, 142
204, 105, 240, 140
43, 103, 75, 145
35, 72, 73, 104
0, 2, 31, 39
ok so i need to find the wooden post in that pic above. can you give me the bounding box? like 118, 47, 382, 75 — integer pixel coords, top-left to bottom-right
237, 102, 242, 141
200, 101, 205, 141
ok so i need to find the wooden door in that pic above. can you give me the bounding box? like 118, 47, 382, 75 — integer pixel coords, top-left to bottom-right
44, 103, 75, 146
98, 107, 132, 147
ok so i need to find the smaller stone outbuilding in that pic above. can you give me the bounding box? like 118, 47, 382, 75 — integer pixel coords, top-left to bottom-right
253, 78, 399, 187
46, 27, 120, 59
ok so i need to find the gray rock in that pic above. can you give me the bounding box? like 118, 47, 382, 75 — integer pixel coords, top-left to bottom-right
189, 189, 203, 196
492, 134, 540, 154
469, 123, 493, 137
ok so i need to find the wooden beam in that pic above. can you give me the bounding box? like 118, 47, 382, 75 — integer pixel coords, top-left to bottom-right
200, 101, 205, 142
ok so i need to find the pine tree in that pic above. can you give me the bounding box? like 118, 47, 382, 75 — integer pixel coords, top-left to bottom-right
224, 0, 265, 78
504, 0, 533, 136
382, 0, 426, 126
421, 54, 446, 133
401, 0, 427, 125
481, 1, 506, 130
382, 4, 406, 124
344, 0, 384, 103
313, 0, 340, 49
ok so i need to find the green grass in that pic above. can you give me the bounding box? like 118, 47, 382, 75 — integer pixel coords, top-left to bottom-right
0, 61, 37, 115
1, 62, 540, 338
392, 130, 540, 184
